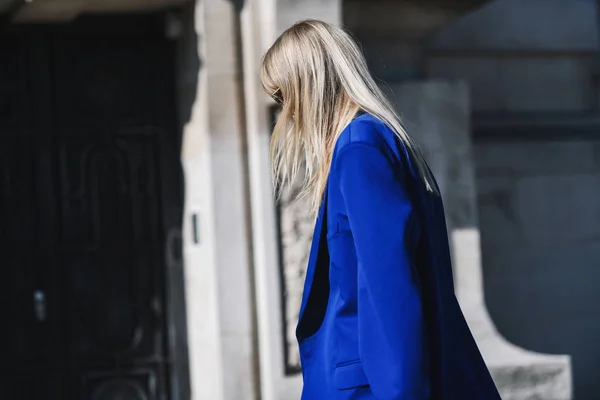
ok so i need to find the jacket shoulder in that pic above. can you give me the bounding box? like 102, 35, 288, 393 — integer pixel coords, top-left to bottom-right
336, 114, 394, 150
334, 113, 422, 181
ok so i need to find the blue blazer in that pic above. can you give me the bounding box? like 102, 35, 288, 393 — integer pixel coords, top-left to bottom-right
296, 113, 501, 400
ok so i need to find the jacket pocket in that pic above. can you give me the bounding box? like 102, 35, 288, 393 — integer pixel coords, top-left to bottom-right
334, 360, 369, 390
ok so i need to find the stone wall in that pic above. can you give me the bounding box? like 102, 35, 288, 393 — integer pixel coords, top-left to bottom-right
179, 0, 258, 399
475, 132, 600, 400
427, 0, 600, 396
277, 169, 313, 371
426, 0, 598, 113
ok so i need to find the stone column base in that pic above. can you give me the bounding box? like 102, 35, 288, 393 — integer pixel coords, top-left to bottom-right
483, 338, 572, 400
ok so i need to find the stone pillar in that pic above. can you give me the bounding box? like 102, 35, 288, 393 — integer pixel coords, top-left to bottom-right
180, 1, 258, 399
390, 80, 572, 400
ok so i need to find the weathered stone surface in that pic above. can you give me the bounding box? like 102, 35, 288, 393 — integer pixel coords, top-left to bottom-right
180, 1, 258, 399
491, 356, 572, 400
278, 168, 312, 370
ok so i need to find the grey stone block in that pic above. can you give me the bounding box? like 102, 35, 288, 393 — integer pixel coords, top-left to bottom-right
427, 57, 592, 113
490, 354, 572, 400
428, 0, 598, 52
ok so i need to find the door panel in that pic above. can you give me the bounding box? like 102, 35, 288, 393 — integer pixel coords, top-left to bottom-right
0, 39, 67, 400
0, 17, 178, 399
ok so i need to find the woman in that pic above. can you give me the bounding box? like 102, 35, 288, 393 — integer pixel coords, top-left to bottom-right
261, 20, 501, 400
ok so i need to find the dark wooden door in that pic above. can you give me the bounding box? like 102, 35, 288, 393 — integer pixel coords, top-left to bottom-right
0, 15, 180, 400
0, 34, 62, 399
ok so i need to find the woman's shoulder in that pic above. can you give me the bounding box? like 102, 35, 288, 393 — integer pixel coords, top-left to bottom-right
335, 112, 397, 154
334, 112, 420, 179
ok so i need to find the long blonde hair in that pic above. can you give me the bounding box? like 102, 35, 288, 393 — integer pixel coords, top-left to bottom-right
260, 19, 436, 213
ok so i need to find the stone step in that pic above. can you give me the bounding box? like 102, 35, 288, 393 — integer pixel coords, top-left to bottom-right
490, 354, 571, 400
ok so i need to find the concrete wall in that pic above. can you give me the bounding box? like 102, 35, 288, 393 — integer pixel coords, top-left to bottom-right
178, 1, 259, 399
474, 135, 600, 400
427, 0, 598, 113
427, 1, 600, 397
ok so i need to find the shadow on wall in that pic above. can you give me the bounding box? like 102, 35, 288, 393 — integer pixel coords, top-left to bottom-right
169, 1, 201, 399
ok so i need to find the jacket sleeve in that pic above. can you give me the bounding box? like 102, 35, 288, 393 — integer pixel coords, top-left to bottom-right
334, 141, 429, 400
